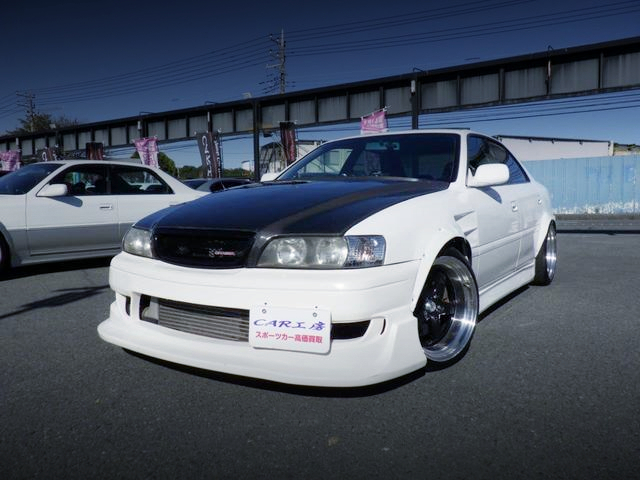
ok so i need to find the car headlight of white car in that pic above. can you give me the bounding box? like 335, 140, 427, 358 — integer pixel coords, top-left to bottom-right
123, 227, 153, 258
123, 227, 385, 269
257, 235, 385, 268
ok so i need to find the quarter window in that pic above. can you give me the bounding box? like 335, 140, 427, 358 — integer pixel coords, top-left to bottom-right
110, 165, 172, 194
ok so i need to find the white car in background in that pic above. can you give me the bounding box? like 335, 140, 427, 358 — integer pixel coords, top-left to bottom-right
98, 130, 557, 387
0, 160, 206, 274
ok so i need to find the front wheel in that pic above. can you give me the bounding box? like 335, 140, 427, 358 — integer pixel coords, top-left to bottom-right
416, 251, 479, 364
532, 223, 557, 286
0, 234, 9, 275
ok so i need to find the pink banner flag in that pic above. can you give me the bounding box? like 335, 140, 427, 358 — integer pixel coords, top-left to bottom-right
280, 121, 297, 165
360, 109, 388, 135
134, 137, 159, 168
0, 150, 21, 171
86, 142, 104, 160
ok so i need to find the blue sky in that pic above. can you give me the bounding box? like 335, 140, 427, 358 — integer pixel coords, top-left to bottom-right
1, 0, 639, 168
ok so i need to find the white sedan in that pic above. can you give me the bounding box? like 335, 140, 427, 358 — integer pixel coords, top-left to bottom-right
98, 130, 557, 387
0, 160, 206, 273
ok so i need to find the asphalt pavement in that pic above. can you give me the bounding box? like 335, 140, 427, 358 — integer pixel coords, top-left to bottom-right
1, 234, 639, 479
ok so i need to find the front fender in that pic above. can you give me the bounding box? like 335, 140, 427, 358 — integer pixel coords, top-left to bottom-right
533, 188, 556, 254
409, 225, 469, 312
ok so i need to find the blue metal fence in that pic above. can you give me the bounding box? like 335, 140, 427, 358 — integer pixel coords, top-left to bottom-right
523, 155, 639, 214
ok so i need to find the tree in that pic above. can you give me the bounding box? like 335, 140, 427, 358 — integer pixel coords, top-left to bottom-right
224, 167, 253, 178
157, 152, 178, 177
131, 150, 178, 177
9, 112, 78, 135
178, 165, 202, 179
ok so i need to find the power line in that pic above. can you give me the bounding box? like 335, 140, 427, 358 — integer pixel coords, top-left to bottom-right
418, 92, 640, 126
32, 36, 270, 95
20, 1, 638, 107
289, 2, 640, 56
286, 0, 534, 40
3, 0, 639, 132
35, 55, 268, 106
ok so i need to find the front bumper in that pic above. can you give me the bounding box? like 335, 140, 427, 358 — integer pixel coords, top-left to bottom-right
98, 252, 427, 387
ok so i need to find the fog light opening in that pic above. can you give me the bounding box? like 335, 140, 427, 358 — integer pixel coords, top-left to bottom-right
380, 318, 387, 335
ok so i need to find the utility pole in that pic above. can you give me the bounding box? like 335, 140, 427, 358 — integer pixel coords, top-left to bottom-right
16, 91, 36, 132
266, 30, 286, 94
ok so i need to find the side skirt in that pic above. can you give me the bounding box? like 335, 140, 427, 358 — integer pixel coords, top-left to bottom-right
478, 263, 534, 314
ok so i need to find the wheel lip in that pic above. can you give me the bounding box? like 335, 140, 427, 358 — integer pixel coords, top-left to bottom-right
419, 255, 478, 363
545, 225, 558, 280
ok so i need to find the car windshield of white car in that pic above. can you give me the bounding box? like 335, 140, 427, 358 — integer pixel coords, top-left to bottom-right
0, 162, 62, 195
278, 133, 460, 183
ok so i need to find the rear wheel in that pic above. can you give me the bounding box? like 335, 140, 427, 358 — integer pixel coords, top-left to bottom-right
417, 250, 478, 363
532, 223, 557, 286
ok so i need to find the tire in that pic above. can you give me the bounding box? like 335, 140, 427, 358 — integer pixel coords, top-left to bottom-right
416, 250, 479, 364
0, 234, 9, 274
532, 223, 557, 286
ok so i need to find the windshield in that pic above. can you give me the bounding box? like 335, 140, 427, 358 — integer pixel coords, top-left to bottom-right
0, 163, 62, 195
278, 133, 460, 182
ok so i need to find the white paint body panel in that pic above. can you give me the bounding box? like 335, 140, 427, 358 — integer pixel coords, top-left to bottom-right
98, 130, 555, 387
99, 253, 428, 387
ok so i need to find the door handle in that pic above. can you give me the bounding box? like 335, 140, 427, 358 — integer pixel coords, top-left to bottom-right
99, 204, 114, 210
511, 201, 518, 212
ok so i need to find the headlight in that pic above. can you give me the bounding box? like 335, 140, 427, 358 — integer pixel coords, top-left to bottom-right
122, 227, 153, 258
257, 235, 385, 269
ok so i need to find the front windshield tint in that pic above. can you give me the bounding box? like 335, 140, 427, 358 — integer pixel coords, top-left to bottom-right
0, 163, 62, 195
278, 133, 460, 182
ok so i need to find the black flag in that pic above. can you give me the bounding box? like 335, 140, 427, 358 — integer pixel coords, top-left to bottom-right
197, 131, 222, 178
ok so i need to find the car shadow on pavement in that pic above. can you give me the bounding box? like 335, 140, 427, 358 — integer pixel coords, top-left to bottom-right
424, 284, 530, 373
1, 257, 112, 281
124, 349, 426, 397
478, 284, 530, 320
0, 284, 110, 321
558, 229, 640, 235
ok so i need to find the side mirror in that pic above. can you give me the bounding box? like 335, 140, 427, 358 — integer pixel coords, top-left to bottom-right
467, 164, 509, 188
260, 172, 279, 182
37, 183, 68, 197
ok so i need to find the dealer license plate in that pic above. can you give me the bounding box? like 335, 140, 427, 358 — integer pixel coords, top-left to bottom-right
249, 306, 331, 354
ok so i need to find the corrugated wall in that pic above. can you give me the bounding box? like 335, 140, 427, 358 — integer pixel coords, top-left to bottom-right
524, 156, 639, 214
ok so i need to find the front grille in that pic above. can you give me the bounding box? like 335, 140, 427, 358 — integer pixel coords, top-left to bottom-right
141, 296, 249, 341
140, 296, 371, 342
153, 228, 255, 268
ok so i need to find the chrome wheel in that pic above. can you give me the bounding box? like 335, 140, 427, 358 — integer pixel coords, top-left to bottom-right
417, 253, 478, 363
544, 225, 557, 280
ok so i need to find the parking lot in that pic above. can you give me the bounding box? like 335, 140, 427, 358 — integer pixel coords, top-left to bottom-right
1, 232, 639, 479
